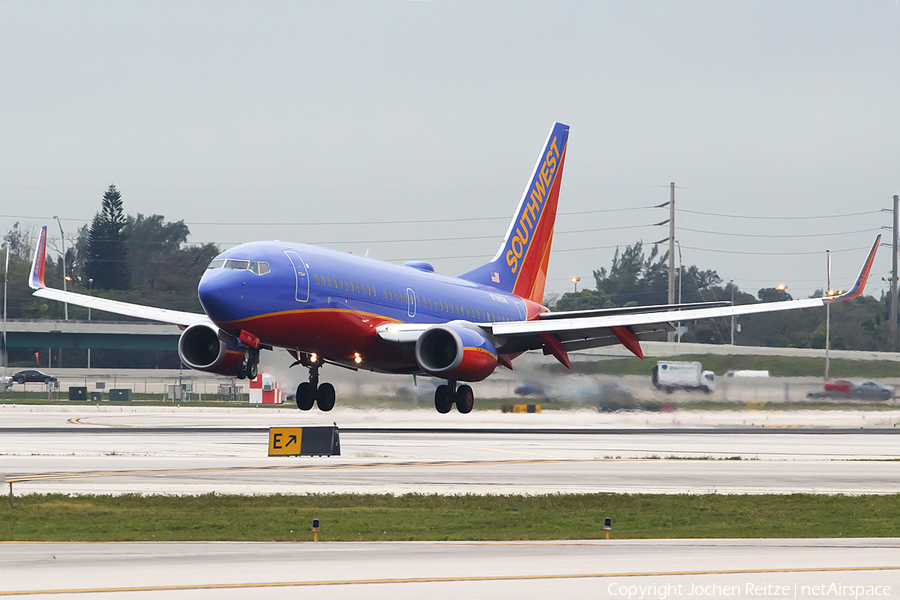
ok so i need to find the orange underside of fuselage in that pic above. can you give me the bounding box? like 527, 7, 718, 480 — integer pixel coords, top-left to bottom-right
218, 308, 416, 373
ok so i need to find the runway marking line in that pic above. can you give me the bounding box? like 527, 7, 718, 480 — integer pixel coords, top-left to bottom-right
4, 458, 587, 483
474, 447, 569, 459
2, 565, 900, 595
183, 442, 266, 452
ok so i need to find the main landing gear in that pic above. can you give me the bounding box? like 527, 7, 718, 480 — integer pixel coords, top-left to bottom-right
434, 381, 474, 414
294, 354, 335, 412
236, 349, 259, 380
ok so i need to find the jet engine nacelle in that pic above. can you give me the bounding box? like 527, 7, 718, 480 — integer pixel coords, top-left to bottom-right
414, 323, 498, 382
177, 322, 244, 375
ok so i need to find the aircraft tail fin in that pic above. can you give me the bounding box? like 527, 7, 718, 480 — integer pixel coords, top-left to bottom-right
460, 122, 569, 305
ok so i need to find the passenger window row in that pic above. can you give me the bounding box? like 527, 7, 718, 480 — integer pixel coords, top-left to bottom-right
313, 273, 514, 323
314, 274, 377, 297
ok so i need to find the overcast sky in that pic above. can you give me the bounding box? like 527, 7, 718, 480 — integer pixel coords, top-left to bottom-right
2, 1, 899, 301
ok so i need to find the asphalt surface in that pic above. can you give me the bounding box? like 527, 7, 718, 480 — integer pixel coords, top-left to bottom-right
3, 405, 900, 495
1, 539, 899, 599
4, 406, 900, 599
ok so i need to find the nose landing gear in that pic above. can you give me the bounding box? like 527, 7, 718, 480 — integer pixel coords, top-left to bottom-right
292, 352, 336, 412
236, 349, 260, 380
434, 381, 475, 414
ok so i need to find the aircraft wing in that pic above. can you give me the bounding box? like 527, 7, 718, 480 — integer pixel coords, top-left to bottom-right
379, 235, 881, 365
28, 226, 208, 328
494, 234, 881, 361
490, 296, 825, 357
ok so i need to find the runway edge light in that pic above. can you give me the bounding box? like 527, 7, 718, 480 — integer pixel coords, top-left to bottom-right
605, 517, 611, 540
313, 518, 320, 542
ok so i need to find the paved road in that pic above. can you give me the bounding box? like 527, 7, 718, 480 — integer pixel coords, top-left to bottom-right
1, 539, 898, 599
3, 406, 900, 495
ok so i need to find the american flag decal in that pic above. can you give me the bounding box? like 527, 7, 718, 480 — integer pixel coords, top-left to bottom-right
491, 272, 500, 283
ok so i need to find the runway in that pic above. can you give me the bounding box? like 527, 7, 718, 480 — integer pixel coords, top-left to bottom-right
1, 539, 899, 599
4, 406, 900, 599
4, 405, 900, 495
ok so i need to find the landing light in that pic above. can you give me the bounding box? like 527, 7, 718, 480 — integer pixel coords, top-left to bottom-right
309, 353, 318, 363
353, 352, 362, 365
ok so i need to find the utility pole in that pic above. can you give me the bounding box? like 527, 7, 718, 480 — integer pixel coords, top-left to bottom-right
892, 195, 898, 350
667, 182, 675, 342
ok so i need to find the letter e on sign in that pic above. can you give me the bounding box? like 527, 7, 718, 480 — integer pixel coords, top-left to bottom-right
268, 427, 304, 456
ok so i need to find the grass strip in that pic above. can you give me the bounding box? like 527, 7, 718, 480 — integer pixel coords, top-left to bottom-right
2, 493, 900, 542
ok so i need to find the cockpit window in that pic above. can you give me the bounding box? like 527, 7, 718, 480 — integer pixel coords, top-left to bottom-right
208, 259, 270, 275
225, 259, 250, 270
248, 261, 271, 275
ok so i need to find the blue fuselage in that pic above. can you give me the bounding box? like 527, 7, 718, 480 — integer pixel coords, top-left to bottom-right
198, 241, 531, 373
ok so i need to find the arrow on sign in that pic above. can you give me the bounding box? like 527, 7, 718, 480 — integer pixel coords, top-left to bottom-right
286, 435, 297, 447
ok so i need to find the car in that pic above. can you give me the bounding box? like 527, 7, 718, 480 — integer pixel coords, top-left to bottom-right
852, 380, 894, 400
11, 370, 57, 384
824, 379, 855, 393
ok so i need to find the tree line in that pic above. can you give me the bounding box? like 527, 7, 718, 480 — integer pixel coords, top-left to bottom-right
546, 241, 894, 352
3, 185, 219, 367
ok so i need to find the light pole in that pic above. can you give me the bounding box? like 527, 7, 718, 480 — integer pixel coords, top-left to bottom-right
730, 280, 735, 346
53, 216, 68, 321
2, 242, 8, 392
87, 278, 93, 369
676, 241, 683, 342
825, 250, 832, 381
571, 276, 580, 293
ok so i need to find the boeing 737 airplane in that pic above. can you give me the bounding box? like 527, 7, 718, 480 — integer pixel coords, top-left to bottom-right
29, 122, 880, 413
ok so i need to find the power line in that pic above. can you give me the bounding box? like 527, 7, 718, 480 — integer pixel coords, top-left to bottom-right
680, 244, 871, 256
677, 208, 882, 220
0, 205, 659, 228
679, 226, 880, 239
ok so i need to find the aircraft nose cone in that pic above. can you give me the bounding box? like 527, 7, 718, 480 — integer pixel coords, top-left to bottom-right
198, 270, 241, 323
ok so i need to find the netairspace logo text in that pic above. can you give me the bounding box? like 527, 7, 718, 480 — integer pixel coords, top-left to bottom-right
606, 582, 892, 599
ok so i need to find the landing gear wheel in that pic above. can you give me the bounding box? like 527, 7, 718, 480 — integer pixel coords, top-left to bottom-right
434, 384, 453, 414
296, 382, 314, 411
317, 383, 336, 412
236, 362, 247, 379
455, 385, 474, 414
247, 362, 258, 379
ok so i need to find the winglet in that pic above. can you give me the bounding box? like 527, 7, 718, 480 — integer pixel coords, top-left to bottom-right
826, 234, 880, 303
29, 226, 48, 290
